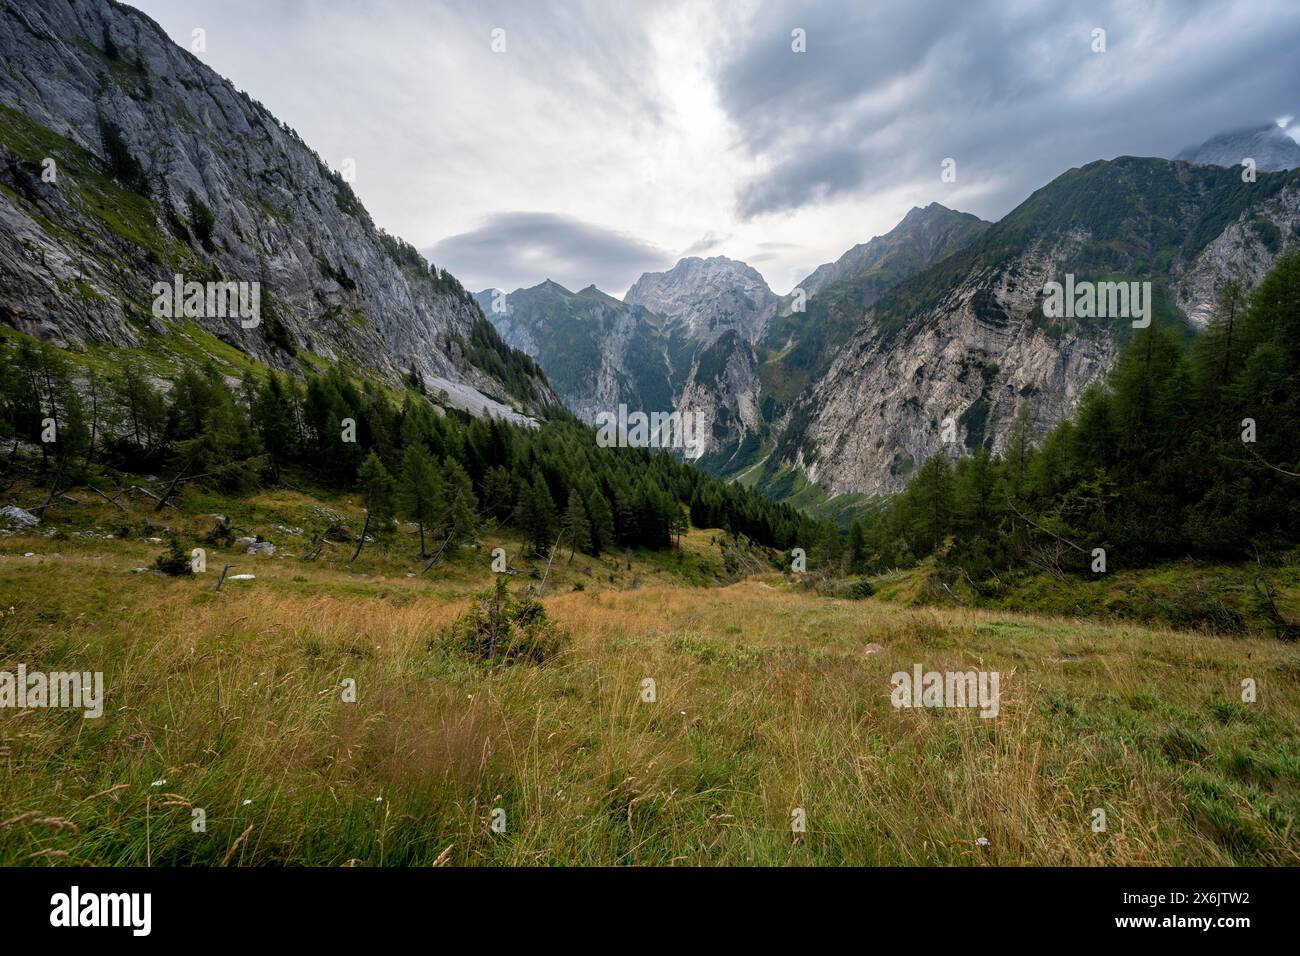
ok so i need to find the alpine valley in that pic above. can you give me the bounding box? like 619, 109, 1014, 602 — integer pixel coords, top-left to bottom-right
2, 0, 1300, 875
480, 158, 1300, 514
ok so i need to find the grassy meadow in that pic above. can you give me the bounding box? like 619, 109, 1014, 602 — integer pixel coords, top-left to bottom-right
1, 481, 1298, 866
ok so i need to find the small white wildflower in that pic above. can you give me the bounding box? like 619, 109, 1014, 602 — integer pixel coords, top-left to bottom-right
242, 799, 252, 806
151, 779, 166, 787
976, 836, 990, 846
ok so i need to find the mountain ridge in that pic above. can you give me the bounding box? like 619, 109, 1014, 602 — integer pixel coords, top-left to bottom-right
770, 155, 1300, 497
1176, 122, 1300, 173
787, 202, 992, 306
478, 202, 1001, 478
0, 0, 552, 423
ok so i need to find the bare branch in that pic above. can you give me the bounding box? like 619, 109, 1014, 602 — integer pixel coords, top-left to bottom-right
1004, 493, 1088, 554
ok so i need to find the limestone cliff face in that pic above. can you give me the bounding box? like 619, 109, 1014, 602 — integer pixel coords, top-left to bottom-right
793, 233, 1115, 496
1172, 182, 1300, 328
783, 158, 1300, 497
0, 0, 551, 421
674, 330, 763, 469
618, 258, 774, 465
625, 256, 777, 345
480, 263, 772, 464
480, 258, 777, 459
475, 282, 683, 424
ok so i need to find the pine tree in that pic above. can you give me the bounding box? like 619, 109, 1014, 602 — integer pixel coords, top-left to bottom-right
522, 474, 558, 555
173, 369, 261, 490
112, 357, 167, 455
39, 345, 90, 470
847, 518, 866, 569
587, 488, 615, 555
670, 502, 690, 548
481, 465, 515, 520
907, 453, 954, 556
1194, 277, 1247, 392
4, 341, 43, 448
563, 491, 593, 557
514, 478, 539, 546
443, 457, 479, 548
351, 451, 395, 561
253, 372, 298, 479
397, 444, 445, 557
1002, 405, 1035, 500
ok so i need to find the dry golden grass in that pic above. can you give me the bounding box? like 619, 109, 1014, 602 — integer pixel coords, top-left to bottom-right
1, 518, 1298, 866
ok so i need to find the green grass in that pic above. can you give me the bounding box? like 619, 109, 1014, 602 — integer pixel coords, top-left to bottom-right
873, 559, 1300, 638
0, 474, 1296, 866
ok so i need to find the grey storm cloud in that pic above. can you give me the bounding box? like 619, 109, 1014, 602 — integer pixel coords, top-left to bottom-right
717, 0, 1300, 220
134, 0, 1300, 296
425, 212, 675, 297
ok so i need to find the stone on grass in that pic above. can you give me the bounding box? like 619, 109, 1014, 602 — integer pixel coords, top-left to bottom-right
1, 506, 39, 528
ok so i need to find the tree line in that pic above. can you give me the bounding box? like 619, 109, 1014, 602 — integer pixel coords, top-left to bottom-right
842, 250, 1300, 583
0, 342, 831, 561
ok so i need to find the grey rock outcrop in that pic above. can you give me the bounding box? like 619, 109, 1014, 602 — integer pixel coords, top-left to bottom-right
782, 158, 1300, 497
0, 0, 551, 423
0, 505, 40, 528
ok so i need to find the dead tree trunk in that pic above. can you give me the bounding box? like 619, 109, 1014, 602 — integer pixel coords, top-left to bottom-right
349, 511, 373, 563
536, 528, 564, 597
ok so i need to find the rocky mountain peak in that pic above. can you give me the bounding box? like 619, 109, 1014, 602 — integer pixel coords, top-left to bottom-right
900, 201, 950, 223
624, 255, 777, 344
788, 202, 991, 305
1176, 123, 1300, 172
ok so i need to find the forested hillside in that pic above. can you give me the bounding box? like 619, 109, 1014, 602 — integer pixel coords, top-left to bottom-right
845, 250, 1300, 621
0, 335, 825, 560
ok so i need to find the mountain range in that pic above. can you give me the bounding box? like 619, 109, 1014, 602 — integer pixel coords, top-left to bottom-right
482, 156, 1300, 507
2, 0, 1298, 518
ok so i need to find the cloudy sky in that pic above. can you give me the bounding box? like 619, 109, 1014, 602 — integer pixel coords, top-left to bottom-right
134, 0, 1300, 296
